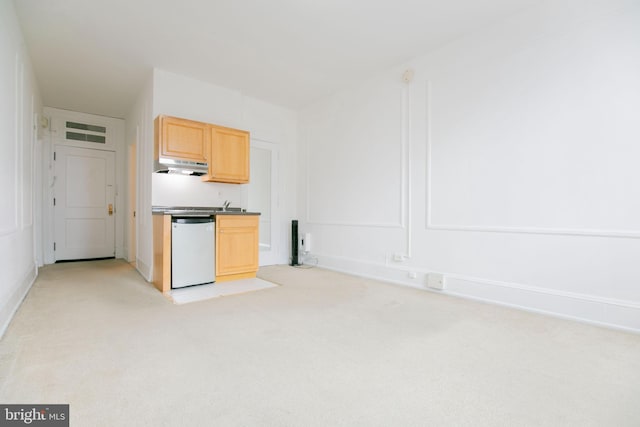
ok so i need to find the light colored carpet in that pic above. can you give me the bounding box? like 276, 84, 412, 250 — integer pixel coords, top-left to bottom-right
170, 278, 278, 304
1, 259, 639, 426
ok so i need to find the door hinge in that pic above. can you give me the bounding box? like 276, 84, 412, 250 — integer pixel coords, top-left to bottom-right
53, 198, 56, 206
53, 242, 56, 251
53, 152, 56, 161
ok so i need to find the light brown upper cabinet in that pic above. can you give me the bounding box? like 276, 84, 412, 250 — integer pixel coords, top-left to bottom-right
202, 125, 250, 184
154, 115, 209, 163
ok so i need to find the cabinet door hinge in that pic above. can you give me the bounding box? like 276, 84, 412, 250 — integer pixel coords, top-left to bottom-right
53, 151, 56, 161
53, 242, 56, 251
53, 198, 56, 206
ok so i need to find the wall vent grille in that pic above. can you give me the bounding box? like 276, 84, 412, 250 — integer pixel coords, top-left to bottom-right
65, 121, 106, 144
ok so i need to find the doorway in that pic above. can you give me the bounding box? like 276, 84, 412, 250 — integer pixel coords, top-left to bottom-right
43, 107, 125, 264
53, 145, 115, 261
248, 140, 279, 265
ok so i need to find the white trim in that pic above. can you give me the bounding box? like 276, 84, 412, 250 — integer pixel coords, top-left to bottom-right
423, 80, 640, 240
24, 95, 36, 229
47, 108, 119, 151
442, 276, 640, 334
442, 272, 640, 310
1, 52, 21, 237
0, 227, 18, 237
399, 77, 412, 258
136, 258, 152, 282
16, 56, 24, 231
305, 220, 404, 229
0, 264, 37, 339
315, 253, 640, 333
426, 224, 640, 239
425, 80, 433, 229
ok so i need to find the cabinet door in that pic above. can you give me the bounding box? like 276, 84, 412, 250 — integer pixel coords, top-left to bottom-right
205, 126, 250, 183
216, 215, 259, 276
158, 116, 208, 162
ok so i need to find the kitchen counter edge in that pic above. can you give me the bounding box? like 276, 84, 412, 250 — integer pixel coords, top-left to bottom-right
151, 207, 260, 216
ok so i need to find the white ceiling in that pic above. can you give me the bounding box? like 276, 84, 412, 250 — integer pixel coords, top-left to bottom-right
14, 0, 536, 118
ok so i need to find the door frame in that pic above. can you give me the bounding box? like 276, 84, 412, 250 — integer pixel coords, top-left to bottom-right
42, 107, 125, 264
127, 142, 136, 263
246, 139, 280, 266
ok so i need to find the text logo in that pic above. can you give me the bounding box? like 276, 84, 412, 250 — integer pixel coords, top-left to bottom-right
0, 405, 68, 426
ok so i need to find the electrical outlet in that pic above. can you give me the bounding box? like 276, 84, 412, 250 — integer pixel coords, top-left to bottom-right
393, 253, 406, 262
426, 273, 444, 290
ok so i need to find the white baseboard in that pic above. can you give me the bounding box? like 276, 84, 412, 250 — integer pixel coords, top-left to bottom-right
136, 258, 152, 282
0, 264, 37, 338
315, 254, 640, 333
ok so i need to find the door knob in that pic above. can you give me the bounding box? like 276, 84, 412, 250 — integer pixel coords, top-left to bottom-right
108, 204, 113, 216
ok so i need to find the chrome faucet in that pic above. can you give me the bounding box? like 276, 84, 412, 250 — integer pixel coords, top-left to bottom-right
222, 200, 231, 211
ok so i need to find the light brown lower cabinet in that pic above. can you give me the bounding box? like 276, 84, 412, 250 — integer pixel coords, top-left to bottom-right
152, 214, 172, 294
153, 213, 260, 293
216, 215, 259, 282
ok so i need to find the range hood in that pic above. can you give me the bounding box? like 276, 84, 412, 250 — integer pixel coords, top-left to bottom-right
154, 157, 208, 176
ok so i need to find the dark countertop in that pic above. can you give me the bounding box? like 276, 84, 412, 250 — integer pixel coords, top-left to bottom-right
152, 206, 260, 216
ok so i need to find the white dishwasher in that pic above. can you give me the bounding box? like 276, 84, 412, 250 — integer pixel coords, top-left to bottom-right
171, 216, 215, 289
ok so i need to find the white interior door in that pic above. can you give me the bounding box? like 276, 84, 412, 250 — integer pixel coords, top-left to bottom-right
54, 145, 115, 260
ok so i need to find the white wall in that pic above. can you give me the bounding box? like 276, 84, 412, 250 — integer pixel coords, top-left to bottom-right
129, 69, 297, 280
0, 0, 42, 335
298, 0, 640, 331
